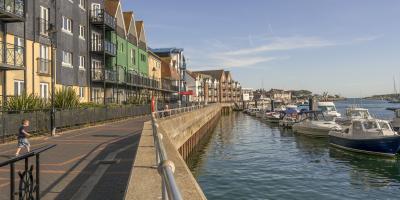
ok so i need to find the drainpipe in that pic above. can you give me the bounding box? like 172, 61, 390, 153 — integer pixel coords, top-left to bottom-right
32, 0, 36, 94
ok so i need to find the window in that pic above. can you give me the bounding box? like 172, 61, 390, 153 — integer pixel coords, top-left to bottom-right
92, 59, 102, 69
79, 0, 86, 9
40, 6, 49, 36
40, 83, 49, 99
79, 87, 85, 98
15, 37, 24, 54
39, 45, 49, 73
14, 80, 24, 96
130, 49, 135, 64
91, 3, 101, 17
91, 32, 101, 51
140, 54, 146, 62
79, 25, 85, 39
62, 51, 73, 67
62, 16, 73, 34
79, 56, 85, 69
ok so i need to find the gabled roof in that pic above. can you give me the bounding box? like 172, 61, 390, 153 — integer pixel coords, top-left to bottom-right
123, 12, 132, 33
194, 70, 225, 80
135, 21, 143, 38
105, 0, 119, 16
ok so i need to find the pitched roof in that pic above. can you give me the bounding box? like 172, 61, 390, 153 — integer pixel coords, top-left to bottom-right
135, 21, 143, 38
193, 70, 225, 80
123, 12, 133, 33
105, 0, 119, 16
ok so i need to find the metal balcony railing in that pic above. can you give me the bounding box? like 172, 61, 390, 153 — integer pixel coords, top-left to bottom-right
126, 71, 160, 89
0, 0, 24, 18
91, 68, 117, 82
0, 41, 24, 69
90, 9, 116, 30
37, 58, 51, 75
91, 39, 116, 56
38, 18, 49, 36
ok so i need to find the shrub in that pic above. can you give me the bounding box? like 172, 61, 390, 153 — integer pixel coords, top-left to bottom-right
54, 88, 80, 109
4, 93, 48, 111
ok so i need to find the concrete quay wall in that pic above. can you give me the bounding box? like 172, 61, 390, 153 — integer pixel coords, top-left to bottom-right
125, 104, 223, 200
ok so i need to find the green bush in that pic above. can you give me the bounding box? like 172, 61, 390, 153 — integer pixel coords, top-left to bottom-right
4, 93, 48, 111
54, 88, 80, 109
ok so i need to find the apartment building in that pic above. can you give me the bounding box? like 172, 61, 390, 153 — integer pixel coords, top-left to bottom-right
1, 0, 55, 103
0, 0, 179, 106
192, 70, 241, 103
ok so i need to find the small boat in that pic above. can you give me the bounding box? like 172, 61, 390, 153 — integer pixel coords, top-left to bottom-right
279, 108, 300, 128
264, 111, 283, 123
317, 102, 341, 119
293, 111, 341, 137
329, 118, 400, 157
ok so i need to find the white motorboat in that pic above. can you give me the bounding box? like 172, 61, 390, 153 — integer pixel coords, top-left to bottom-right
318, 102, 341, 119
329, 118, 400, 157
293, 111, 341, 137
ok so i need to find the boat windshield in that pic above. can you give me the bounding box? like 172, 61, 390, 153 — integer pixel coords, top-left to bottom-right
363, 121, 378, 130
378, 122, 391, 130
319, 106, 336, 112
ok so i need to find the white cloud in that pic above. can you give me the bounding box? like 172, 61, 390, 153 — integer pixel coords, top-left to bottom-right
222, 36, 338, 56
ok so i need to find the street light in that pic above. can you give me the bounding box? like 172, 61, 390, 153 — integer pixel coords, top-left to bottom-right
48, 23, 57, 136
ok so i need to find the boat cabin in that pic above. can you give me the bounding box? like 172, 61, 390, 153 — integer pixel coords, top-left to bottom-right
345, 108, 372, 119
343, 119, 396, 137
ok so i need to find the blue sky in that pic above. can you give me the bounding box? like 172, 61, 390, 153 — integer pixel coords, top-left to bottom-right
122, 0, 400, 97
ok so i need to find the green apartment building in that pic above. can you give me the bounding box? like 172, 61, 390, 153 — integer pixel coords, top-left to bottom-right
90, 0, 169, 104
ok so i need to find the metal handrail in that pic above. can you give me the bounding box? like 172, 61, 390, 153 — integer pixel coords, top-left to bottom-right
154, 104, 207, 119
151, 113, 183, 200
150, 104, 209, 199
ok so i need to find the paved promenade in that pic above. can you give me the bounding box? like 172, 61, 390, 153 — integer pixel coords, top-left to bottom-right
0, 116, 149, 200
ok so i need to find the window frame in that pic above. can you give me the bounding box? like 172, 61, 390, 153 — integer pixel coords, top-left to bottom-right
40, 82, 49, 99
79, 25, 85, 40
62, 50, 73, 67
79, 56, 85, 70
62, 16, 73, 35
14, 80, 25, 96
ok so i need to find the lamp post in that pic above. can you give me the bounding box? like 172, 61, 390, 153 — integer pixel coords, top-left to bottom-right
48, 24, 57, 136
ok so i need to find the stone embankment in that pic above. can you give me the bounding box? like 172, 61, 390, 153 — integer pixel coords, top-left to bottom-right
125, 104, 226, 200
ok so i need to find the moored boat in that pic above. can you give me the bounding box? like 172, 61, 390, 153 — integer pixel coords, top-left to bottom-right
293, 111, 341, 137
318, 102, 341, 119
329, 118, 400, 157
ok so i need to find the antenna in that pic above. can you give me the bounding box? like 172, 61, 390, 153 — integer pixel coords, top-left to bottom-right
394, 76, 398, 95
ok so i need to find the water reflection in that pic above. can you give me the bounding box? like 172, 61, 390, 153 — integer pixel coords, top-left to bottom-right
329, 148, 400, 188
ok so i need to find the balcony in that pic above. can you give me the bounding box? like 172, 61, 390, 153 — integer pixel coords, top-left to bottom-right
0, 0, 24, 22
90, 9, 116, 30
0, 41, 24, 70
91, 39, 116, 56
38, 18, 49, 37
126, 71, 160, 89
37, 58, 51, 76
92, 68, 117, 83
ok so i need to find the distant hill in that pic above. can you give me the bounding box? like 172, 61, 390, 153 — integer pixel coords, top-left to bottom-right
365, 93, 400, 100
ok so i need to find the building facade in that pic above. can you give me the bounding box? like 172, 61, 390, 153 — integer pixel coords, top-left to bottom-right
192, 70, 241, 103
1, 0, 54, 104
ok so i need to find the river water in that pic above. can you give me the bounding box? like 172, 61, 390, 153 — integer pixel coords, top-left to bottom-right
190, 99, 400, 200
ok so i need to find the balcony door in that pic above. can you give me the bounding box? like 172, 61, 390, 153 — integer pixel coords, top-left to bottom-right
91, 3, 101, 17
39, 45, 49, 74
91, 31, 101, 51
40, 6, 49, 36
